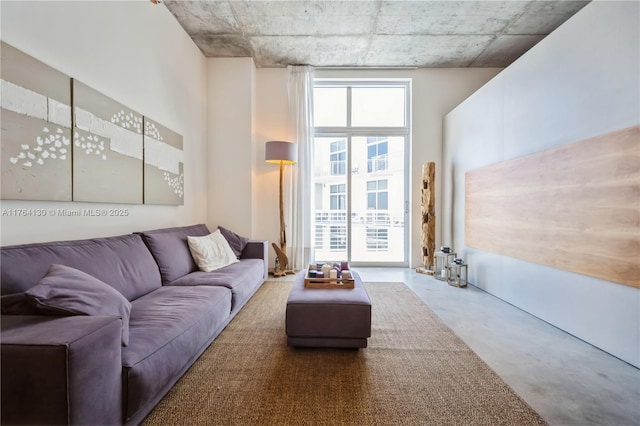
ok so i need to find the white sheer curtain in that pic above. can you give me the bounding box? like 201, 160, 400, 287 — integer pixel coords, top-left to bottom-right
286, 65, 314, 271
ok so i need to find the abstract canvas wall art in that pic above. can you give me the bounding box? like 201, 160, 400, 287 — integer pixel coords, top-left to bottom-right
1, 42, 72, 201
72, 79, 143, 204
2, 43, 185, 206
143, 117, 184, 205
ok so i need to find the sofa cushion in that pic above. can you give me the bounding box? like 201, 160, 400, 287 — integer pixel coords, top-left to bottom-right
1, 234, 161, 301
168, 259, 264, 313
25, 264, 132, 346
187, 230, 239, 272
122, 285, 231, 422
138, 224, 210, 285
218, 226, 250, 258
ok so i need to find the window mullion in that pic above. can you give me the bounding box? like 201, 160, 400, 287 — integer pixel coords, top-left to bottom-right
315, 127, 409, 136
346, 134, 352, 263
346, 87, 352, 128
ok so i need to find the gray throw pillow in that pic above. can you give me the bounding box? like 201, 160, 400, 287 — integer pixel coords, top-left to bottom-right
25, 264, 132, 346
218, 226, 250, 258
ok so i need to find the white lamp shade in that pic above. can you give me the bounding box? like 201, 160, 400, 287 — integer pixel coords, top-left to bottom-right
265, 141, 297, 164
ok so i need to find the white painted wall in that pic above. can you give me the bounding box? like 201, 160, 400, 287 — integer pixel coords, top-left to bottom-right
206, 58, 256, 238
254, 68, 290, 263
0, 1, 208, 245
443, 1, 640, 367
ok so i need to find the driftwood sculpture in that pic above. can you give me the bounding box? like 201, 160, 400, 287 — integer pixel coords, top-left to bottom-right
416, 162, 436, 275
272, 160, 294, 277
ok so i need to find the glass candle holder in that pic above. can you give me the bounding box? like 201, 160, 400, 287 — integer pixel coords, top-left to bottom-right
434, 250, 457, 281
447, 258, 468, 288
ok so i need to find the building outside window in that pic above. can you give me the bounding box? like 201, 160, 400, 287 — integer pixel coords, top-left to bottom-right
367, 179, 388, 210
330, 184, 346, 210
367, 137, 388, 173
330, 140, 346, 175
366, 179, 389, 226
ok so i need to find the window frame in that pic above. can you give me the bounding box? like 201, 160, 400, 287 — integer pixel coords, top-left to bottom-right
313, 78, 411, 267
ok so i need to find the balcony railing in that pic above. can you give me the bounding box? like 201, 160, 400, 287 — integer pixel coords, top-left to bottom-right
366, 211, 390, 225
367, 154, 388, 173
315, 210, 347, 224
315, 210, 393, 226
331, 160, 346, 176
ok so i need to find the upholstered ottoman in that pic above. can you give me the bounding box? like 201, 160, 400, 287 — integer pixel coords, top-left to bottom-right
286, 271, 371, 348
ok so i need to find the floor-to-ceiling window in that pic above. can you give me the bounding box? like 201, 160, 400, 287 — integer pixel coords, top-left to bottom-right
313, 80, 410, 266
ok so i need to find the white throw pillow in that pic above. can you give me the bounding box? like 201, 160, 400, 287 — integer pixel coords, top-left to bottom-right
187, 230, 240, 272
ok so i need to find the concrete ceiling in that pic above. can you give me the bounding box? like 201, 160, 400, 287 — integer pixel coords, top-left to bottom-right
163, 0, 590, 68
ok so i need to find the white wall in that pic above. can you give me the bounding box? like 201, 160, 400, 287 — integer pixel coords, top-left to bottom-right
443, 1, 640, 367
0, 1, 208, 245
207, 58, 256, 238
254, 68, 290, 260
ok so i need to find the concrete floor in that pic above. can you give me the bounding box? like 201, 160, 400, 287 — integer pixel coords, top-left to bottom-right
354, 267, 640, 426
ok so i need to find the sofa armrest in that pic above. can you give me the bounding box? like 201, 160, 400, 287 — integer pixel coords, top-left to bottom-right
241, 240, 268, 280
1, 315, 123, 425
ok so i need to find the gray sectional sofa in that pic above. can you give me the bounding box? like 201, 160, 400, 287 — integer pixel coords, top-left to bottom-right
0, 224, 267, 425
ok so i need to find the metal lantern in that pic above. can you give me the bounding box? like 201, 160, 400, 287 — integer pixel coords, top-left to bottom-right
447, 258, 468, 288
434, 247, 457, 281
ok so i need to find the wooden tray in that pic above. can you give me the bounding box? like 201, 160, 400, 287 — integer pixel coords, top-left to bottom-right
304, 272, 355, 289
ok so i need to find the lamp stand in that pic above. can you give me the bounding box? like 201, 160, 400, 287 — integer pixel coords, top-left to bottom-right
272, 161, 294, 277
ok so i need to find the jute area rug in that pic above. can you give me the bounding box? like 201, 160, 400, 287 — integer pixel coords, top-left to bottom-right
142, 282, 546, 426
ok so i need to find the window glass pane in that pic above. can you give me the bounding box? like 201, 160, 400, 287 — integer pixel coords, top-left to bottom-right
378, 142, 388, 155
352, 87, 405, 127
378, 192, 388, 209
314, 136, 348, 261
314, 87, 347, 127
367, 193, 375, 209
353, 135, 406, 262
330, 140, 346, 152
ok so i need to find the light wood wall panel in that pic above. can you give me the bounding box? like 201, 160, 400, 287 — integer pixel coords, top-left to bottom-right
465, 125, 640, 288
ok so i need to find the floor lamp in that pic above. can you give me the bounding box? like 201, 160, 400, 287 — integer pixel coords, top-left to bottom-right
265, 141, 298, 277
